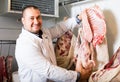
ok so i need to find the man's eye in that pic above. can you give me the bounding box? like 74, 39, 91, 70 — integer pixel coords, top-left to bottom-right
37, 16, 41, 20
30, 18, 34, 20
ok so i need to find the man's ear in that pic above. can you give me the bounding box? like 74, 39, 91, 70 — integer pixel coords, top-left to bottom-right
21, 17, 24, 24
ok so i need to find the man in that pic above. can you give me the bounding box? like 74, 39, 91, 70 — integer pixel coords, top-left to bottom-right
15, 5, 92, 82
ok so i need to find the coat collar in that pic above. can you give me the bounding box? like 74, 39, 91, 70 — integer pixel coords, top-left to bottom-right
22, 27, 43, 38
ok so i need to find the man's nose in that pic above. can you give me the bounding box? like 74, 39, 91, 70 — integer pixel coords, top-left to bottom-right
34, 18, 39, 24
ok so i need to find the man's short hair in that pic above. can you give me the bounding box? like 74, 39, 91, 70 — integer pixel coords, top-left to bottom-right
22, 5, 40, 17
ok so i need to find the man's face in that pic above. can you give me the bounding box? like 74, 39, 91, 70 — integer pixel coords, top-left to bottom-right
22, 8, 42, 34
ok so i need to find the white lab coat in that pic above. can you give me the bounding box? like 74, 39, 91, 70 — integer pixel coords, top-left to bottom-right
15, 17, 78, 82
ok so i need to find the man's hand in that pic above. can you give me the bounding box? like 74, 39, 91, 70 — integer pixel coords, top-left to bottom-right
75, 59, 92, 80
77, 14, 82, 21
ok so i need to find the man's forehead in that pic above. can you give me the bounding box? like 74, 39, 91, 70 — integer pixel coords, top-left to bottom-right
23, 8, 40, 17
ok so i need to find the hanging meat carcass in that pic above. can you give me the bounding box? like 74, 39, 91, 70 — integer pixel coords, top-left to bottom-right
74, 27, 95, 69
5, 56, 13, 82
54, 17, 78, 69
54, 30, 76, 69
0, 56, 7, 82
89, 47, 120, 82
76, 5, 109, 71
86, 5, 106, 47
80, 9, 93, 43
87, 5, 109, 70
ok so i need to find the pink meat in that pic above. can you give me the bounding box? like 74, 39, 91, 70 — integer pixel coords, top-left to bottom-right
90, 47, 120, 82
81, 9, 93, 42
54, 30, 75, 69
79, 39, 95, 69
74, 28, 95, 69
0, 56, 7, 82
6, 56, 13, 82
86, 5, 106, 47
0, 57, 3, 82
55, 30, 73, 56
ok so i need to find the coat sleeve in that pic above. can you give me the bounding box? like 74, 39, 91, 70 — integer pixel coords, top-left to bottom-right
48, 17, 79, 39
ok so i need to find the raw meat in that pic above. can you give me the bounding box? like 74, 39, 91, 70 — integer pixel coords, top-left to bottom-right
86, 5, 106, 47
55, 30, 76, 69
74, 28, 95, 69
79, 5, 109, 71
89, 47, 120, 82
0, 56, 7, 82
6, 56, 13, 82
81, 9, 93, 42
